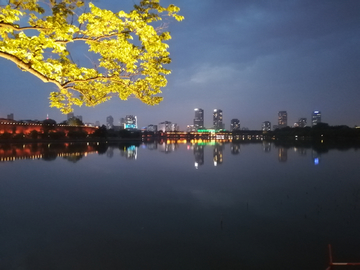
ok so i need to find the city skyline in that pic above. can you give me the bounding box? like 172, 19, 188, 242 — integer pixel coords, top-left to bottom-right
1, 0, 359, 129
1, 107, 329, 130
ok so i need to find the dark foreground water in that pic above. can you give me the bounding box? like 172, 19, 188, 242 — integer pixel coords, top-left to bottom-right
1, 141, 360, 270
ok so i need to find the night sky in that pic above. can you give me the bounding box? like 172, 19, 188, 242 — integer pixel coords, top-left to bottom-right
0, 0, 359, 130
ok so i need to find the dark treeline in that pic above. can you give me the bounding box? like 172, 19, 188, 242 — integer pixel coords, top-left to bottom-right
267, 123, 360, 143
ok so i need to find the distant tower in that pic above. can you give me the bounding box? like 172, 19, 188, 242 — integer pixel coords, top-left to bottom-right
67, 112, 74, 121
125, 115, 137, 129
230, 119, 240, 131
147, 124, 158, 132
7, 113, 14, 120
213, 109, 223, 129
158, 121, 172, 132
194, 108, 204, 130
106, 115, 114, 129
262, 121, 271, 131
278, 111, 287, 128
298, 118, 307, 127
312, 111, 321, 126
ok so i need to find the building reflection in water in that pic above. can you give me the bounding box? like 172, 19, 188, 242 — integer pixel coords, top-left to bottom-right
230, 143, 240, 155
0, 142, 98, 163
145, 142, 158, 150
278, 147, 288, 162
106, 147, 114, 158
120, 145, 137, 160
0, 141, 328, 166
294, 147, 307, 156
262, 141, 271, 152
311, 149, 321, 165
213, 143, 224, 166
193, 144, 204, 169
158, 142, 178, 153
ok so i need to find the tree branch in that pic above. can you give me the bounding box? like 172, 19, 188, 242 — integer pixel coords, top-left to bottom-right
0, 51, 63, 88
62, 74, 132, 88
55, 32, 130, 43
0, 22, 49, 31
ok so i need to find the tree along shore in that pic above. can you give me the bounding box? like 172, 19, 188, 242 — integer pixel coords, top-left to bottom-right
266, 123, 360, 143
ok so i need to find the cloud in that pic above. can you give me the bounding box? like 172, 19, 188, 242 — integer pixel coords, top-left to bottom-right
189, 64, 239, 84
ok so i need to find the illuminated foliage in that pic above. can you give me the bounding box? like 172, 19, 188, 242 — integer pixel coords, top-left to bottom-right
0, 0, 183, 113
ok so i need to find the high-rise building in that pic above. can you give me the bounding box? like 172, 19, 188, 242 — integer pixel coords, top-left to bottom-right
194, 108, 204, 130
312, 111, 321, 126
125, 115, 137, 129
298, 118, 307, 127
278, 111, 287, 128
262, 121, 271, 131
67, 112, 74, 121
147, 124, 157, 132
158, 121, 172, 132
170, 123, 179, 131
7, 113, 14, 120
106, 115, 114, 129
119, 118, 125, 129
213, 109, 223, 129
230, 119, 240, 131
186, 125, 195, 132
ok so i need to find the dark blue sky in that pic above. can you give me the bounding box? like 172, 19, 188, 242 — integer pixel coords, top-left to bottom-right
0, 0, 359, 129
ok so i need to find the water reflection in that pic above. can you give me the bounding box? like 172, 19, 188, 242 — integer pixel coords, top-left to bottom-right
0, 141, 358, 167
193, 144, 204, 169
1, 140, 360, 270
278, 147, 288, 162
230, 143, 240, 154
120, 145, 137, 159
262, 141, 271, 152
0, 142, 139, 162
213, 143, 224, 166
312, 149, 321, 165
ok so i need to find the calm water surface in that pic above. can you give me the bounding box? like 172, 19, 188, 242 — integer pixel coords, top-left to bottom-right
1, 141, 360, 270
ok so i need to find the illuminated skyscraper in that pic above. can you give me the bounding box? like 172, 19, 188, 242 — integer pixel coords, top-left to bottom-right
213, 109, 223, 129
312, 111, 321, 126
262, 121, 271, 131
125, 115, 137, 129
230, 119, 240, 131
158, 121, 172, 132
298, 118, 307, 127
147, 124, 157, 132
194, 108, 204, 130
278, 111, 287, 128
294, 118, 307, 127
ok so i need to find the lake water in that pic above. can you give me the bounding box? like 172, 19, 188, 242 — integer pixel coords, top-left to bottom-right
1, 141, 360, 270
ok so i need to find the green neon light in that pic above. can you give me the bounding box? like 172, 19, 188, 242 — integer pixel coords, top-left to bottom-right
197, 129, 216, 133
196, 142, 216, 146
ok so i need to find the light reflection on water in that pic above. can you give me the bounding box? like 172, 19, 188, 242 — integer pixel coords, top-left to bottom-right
1, 141, 360, 270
